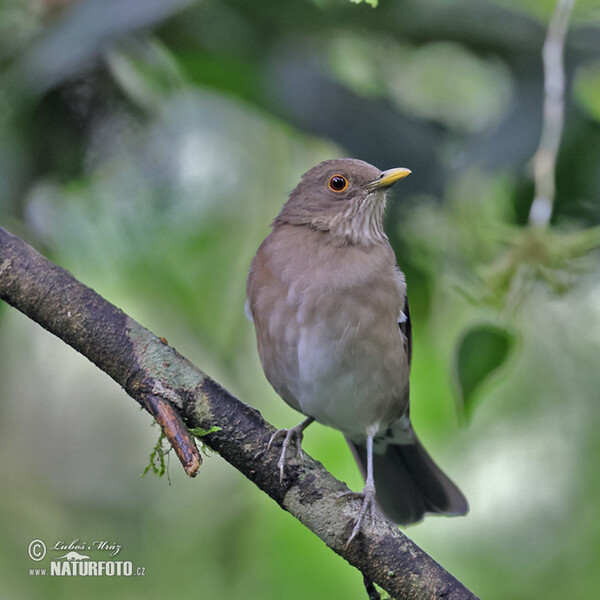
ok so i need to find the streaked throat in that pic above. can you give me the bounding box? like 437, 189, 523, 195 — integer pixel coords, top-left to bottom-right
333, 190, 388, 246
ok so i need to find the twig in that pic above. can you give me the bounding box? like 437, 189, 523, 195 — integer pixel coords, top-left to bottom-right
143, 393, 201, 477
528, 0, 575, 226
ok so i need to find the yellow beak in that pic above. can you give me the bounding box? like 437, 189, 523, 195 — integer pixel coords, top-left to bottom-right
368, 167, 411, 190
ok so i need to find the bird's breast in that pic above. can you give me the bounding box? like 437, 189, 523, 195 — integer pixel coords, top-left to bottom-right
247, 225, 410, 438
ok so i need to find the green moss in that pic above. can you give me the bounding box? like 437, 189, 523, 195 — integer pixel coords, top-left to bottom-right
141, 431, 169, 479
188, 425, 221, 437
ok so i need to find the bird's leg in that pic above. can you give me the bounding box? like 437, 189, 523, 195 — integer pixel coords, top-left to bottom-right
339, 431, 377, 547
267, 416, 315, 482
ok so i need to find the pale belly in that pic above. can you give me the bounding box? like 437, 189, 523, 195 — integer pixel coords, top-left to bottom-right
284, 289, 409, 439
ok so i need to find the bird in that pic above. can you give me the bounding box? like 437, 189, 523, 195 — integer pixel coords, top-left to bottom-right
245, 158, 468, 545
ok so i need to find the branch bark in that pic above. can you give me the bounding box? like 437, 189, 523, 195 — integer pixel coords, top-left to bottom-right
0, 226, 478, 600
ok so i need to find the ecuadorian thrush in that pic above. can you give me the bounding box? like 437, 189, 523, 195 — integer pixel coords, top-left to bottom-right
246, 158, 468, 544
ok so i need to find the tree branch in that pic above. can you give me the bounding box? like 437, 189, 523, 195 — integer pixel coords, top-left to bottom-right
0, 226, 478, 600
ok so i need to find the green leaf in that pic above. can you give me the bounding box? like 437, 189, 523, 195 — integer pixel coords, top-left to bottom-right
453, 323, 515, 419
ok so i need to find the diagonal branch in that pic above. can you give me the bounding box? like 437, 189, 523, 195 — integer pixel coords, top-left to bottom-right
0, 226, 478, 600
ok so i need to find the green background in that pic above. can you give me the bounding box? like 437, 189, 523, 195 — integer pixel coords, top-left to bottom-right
1, 0, 600, 598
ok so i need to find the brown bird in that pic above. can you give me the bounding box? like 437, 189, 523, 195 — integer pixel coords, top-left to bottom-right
246, 158, 468, 544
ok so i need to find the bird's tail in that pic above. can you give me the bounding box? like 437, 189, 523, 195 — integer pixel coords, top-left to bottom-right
347, 435, 468, 525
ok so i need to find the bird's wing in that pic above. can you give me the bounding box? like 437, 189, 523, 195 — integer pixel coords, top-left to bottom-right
399, 295, 412, 369
394, 266, 412, 370
244, 298, 254, 322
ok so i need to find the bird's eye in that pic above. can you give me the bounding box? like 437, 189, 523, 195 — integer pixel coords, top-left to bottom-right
328, 175, 349, 192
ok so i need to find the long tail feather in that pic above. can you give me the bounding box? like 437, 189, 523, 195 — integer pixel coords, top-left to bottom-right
347, 435, 468, 525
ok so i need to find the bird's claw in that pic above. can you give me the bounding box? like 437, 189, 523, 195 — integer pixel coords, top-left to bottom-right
268, 424, 306, 483
338, 483, 377, 548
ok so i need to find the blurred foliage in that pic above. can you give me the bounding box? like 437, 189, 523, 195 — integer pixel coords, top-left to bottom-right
1, 1, 600, 600
328, 35, 513, 132
346, 0, 379, 8
490, 0, 600, 20
574, 60, 600, 123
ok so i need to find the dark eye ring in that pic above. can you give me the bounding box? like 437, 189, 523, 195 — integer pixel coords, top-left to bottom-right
328, 174, 349, 192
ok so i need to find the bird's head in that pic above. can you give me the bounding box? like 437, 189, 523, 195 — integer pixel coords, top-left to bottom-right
273, 158, 411, 246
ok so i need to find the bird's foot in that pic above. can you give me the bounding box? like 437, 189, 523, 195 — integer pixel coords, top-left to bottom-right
267, 422, 308, 483
338, 481, 377, 548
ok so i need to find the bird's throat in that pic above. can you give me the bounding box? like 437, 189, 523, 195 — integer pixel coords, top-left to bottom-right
330, 191, 388, 246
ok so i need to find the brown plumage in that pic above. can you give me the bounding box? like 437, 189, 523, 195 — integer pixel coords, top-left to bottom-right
246, 158, 467, 544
